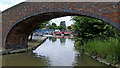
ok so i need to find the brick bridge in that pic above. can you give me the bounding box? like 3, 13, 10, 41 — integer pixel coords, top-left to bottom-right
1, 2, 120, 49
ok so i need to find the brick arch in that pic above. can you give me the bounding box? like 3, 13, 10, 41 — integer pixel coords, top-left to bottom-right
2, 2, 120, 49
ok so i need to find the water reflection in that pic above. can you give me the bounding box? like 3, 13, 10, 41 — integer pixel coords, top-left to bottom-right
48, 37, 57, 42
60, 38, 66, 43
33, 37, 105, 66
2, 52, 51, 66
2, 36, 106, 66
48, 36, 71, 43
33, 37, 77, 66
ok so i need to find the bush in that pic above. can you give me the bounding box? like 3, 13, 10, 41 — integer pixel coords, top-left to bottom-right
84, 38, 120, 65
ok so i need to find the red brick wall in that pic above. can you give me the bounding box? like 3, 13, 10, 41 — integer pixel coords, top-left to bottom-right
1, 2, 120, 49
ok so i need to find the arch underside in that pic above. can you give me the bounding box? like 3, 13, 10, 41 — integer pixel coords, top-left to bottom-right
5, 11, 120, 49
5, 12, 74, 49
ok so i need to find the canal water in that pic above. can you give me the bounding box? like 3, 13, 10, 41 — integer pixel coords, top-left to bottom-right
2, 37, 106, 66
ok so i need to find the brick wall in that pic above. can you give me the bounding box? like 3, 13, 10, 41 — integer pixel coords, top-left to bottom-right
1, 2, 120, 49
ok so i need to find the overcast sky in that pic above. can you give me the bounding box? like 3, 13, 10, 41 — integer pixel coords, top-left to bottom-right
50, 16, 73, 26
0, 0, 74, 26
0, 0, 26, 11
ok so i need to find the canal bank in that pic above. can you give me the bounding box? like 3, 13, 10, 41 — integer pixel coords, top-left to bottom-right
84, 50, 120, 68
76, 46, 120, 68
0, 36, 47, 55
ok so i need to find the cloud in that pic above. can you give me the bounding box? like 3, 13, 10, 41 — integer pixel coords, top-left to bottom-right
0, 3, 12, 11
50, 16, 73, 26
0, 0, 26, 11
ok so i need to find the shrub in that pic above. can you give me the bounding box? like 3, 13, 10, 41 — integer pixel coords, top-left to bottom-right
84, 38, 120, 64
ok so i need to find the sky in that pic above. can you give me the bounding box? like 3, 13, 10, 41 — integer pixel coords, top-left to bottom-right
0, 0, 26, 11
50, 16, 73, 26
0, 0, 74, 26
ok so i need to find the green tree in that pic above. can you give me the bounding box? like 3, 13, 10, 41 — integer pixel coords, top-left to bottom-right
47, 23, 57, 30
52, 23, 57, 27
47, 25, 53, 29
52, 23, 57, 30
30, 21, 49, 41
72, 16, 120, 42
37, 21, 49, 29
60, 21, 66, 31
59, 25, 66, 31
55, 26, 60, 30
67, 26, 72, 30
72, 16, 120, 65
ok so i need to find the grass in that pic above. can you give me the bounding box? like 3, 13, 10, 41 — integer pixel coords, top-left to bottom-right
84, 38, 120, 65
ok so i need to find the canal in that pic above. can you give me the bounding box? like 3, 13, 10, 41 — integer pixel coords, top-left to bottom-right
2, 37, 106, 66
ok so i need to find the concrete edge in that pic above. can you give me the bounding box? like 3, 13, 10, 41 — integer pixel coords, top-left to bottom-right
0, 37, 47, 55
82, 49, 120, 67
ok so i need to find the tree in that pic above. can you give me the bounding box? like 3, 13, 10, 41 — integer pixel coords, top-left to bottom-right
60, 21, 66, 31
47, 25, 53, 29
37, 21, 49, 29
67, 26, 72, 30
52, 23, 57, 30
47, 23, 57, 30
72, 16, 120, 42
59, 25, 66, 31
52, 23, 57, 27
60, 21, 66, 27
29, 21, 49, 41
55, 26, 60, 30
